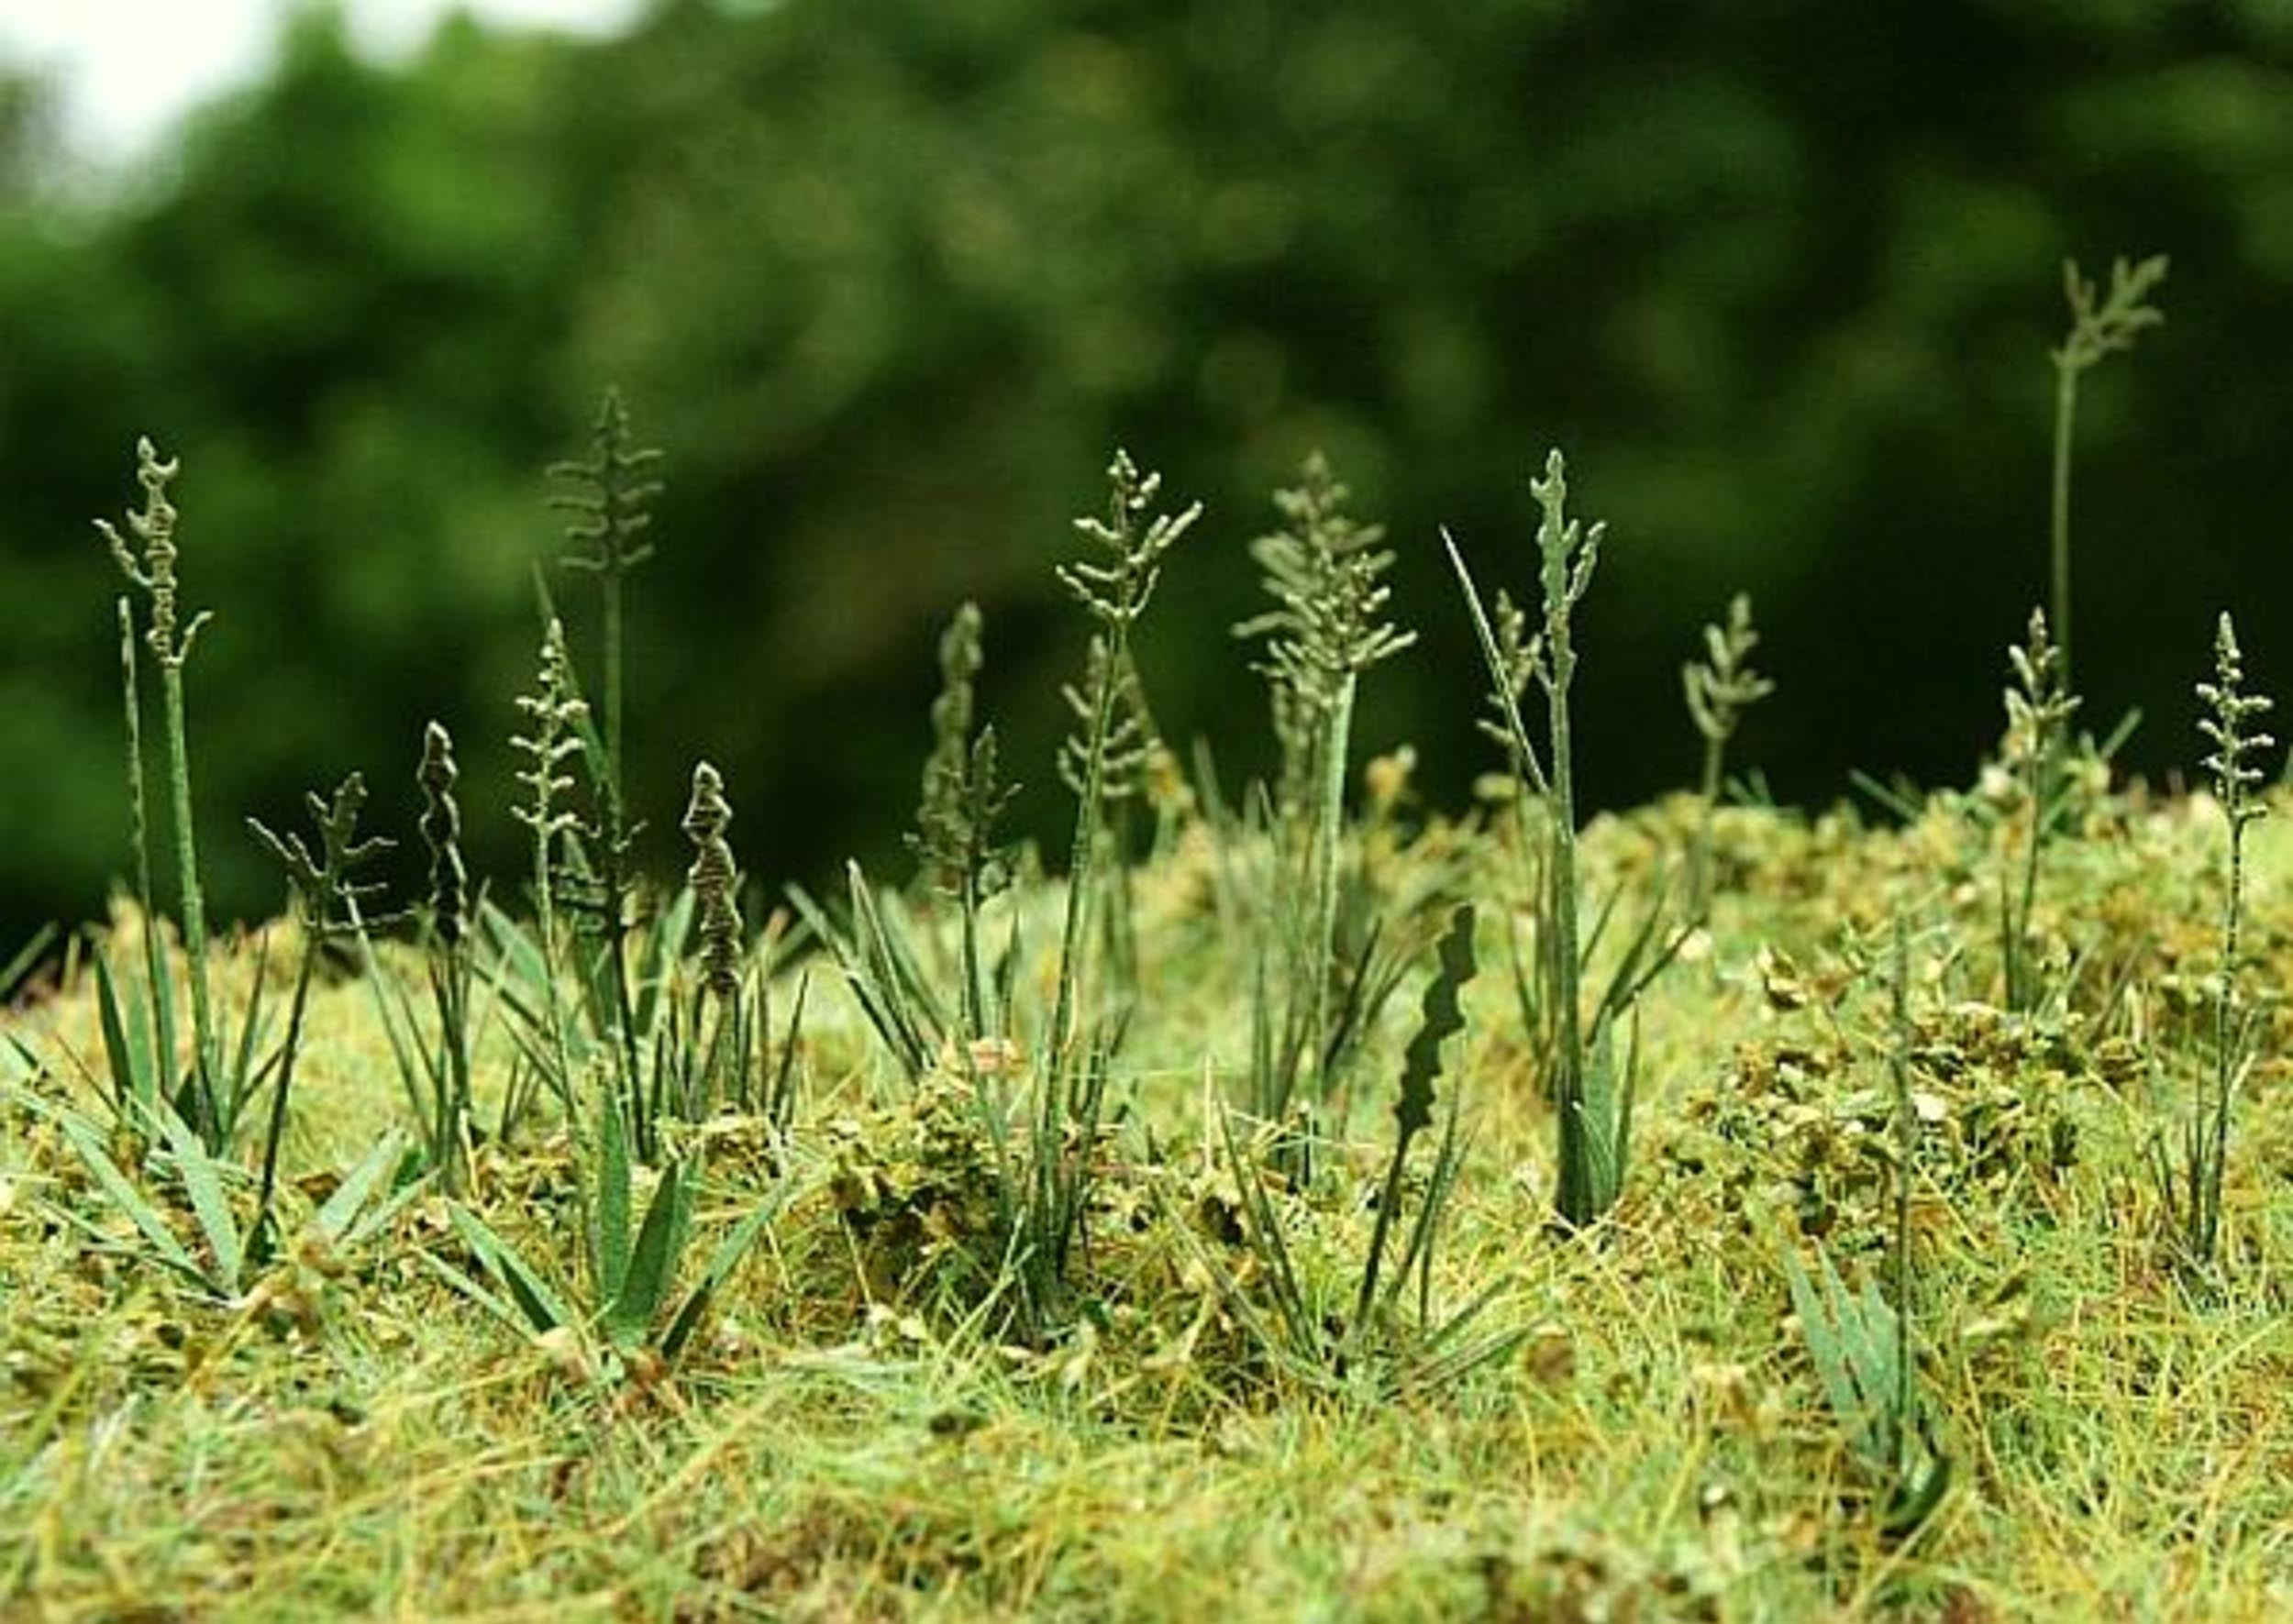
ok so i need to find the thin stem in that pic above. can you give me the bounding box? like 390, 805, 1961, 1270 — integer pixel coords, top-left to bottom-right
1307, 673, 1357, 1102
118, 599, 171, 1119
2050, 360, 2078, 693
160, 663, 218, 1142
604, 572, 626, 803
254, 942, 319, 1258
1688, 730, 1724, 922
1048, 651, 1119, 1077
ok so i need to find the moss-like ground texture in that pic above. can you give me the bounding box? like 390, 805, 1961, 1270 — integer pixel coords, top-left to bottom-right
7, 775, 2293, 1622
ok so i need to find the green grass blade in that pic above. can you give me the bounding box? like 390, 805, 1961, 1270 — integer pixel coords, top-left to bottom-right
90, 944, 156, 1118
154, 1099, 243, 1297
314, 1130, 410, 1244
596, 1098, 633, 1303
52, 1111, 203, 1283
660, 1191, 781, 1363
605, 1158, 692, 1346
1, 923, 56, 1000
448, 1204, 574, 1335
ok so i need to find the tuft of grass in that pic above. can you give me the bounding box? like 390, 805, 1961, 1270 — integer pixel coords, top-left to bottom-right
1784, 916, 1951, 1540
2049, 253, 2166, 688
1448, 449, 1676, 1229
97, 438, 221, 1147
1235, 454, 1414, 1118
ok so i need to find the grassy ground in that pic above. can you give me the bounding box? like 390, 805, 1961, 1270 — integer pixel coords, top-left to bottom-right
7, 771, 2293, 1621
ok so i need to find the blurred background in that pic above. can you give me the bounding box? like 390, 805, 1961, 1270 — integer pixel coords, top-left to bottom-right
4, 0, 2292, 934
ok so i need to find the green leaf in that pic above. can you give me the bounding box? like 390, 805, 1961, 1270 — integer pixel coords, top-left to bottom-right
314, 1130, 411, 1244
605, 1158, 692, 1346
595, 1099, 633, 1304
52, 1110, 205, 1286
154, 1099, 243, 1297
660, 1191, 781, 1362
1, 922, 55, 1001
90, 944, 155, 1117
1396, 906, 1477, 1142
448, 1205, 574, 1336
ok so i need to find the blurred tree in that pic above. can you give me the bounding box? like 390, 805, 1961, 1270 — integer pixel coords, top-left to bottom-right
3, 0, 2291, 930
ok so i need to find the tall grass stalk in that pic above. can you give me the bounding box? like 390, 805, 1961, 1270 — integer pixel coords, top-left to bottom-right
912, 603, 1017, 1044
2049, 254, 2166, 689
98, 439, 220, 1143
115, 595, 173, 1123
2170, 613, 2273, 1268
510, 618, 589, 1114
552, 389, 663, 801
1236, 454, 1412, 1113
2000, 609, 2078, 1012
1681, 592, 1773, 921
416, 721, 476, 1189
1047, 450, 1198, 1074
682, 761, 745, 1119
1451, 449, 1644, 1229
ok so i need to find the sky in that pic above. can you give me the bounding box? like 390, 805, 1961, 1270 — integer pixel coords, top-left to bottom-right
0, 0, 646, 165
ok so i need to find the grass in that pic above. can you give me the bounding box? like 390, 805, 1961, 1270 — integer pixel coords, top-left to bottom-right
9, 266, 2293, 1615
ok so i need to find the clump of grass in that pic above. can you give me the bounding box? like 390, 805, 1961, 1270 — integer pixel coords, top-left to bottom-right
97, 437, 221, 1145
2049, 253, 2166, 687
246, 773, 393, 1255
1999, 608, 2080, 1013
1209, 905, 1513, 1392
1680, 591, 1774, 921
1448, 449, 1672, 1229
1783, 917, 1950, 1539
2156, 612, 2273, 1271
1235, 453, 1414, 1119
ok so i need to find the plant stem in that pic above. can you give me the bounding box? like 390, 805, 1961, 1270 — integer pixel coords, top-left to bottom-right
254, 941, 319, 1257
1048, 655, 1118, 1077
118, 599, 171, 1119
1688, 729, 1724, 922
2050, 359, 2078, 692
604, 571, 626, 802
1307, 672, 1357, 1102
1547, 627, 1587, 1224
160, 661, 218, 1141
